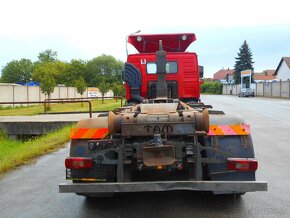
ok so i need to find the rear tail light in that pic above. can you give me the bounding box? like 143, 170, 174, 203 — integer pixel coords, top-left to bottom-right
227, 158, 258, 172
65, 157, 93, 169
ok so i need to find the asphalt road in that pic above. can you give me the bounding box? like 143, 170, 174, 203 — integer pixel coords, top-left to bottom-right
0, 95, 290, 218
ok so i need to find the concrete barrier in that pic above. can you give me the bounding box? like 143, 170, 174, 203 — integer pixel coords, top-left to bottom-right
0, 85, 113, 106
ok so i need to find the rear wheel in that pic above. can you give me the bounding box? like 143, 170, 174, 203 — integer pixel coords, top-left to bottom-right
77, 193, 115, 198
203, 115, 256, 195
212, 192, 246, 198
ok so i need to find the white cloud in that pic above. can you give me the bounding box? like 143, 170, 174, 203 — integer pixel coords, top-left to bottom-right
1, 0, 290, 76
2, 0, 290, 38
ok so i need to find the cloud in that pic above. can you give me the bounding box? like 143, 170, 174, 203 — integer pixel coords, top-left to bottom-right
1, 0, 290, 77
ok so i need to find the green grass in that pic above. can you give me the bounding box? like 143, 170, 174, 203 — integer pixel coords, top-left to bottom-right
0, 99, 123, 116
0, 126, 72, 176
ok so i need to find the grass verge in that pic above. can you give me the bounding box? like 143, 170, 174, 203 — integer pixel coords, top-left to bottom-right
0, 99, 124, 116
0, 125, 72, 176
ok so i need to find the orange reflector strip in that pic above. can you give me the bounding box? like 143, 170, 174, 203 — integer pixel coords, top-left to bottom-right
70, 128, 109, 139
208, 124, 250, 136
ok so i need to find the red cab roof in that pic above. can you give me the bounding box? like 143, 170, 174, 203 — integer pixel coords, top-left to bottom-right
128, 33, 196, 53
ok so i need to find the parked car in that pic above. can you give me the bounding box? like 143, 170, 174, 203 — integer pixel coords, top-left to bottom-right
238, 88, 255, 97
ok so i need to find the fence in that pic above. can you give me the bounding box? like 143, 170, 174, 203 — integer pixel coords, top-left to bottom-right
0, 84, 113, 105
222, 81, 290, 98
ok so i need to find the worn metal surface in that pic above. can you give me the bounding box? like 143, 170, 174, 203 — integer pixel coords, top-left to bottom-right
121, 122, 196, 136
75, 117, 108, 128
59, 181, 267, 193
195, 108, 209, 132
108, 111, 122, 134
140, 103, 178, 114
143, 144, 175, 166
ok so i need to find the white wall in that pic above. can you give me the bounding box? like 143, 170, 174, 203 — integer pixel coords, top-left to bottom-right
223, 81, 290, 98
0, 85, 113, 105
277, 61, 290, 81
0, 85, 14, 102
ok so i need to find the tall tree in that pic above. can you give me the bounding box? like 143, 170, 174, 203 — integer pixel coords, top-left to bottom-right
0, 59, 34, 83
86, 54, 123, 86
32, 61, 68, 85
59, 59, 87, 86
40, 74, 56, 111
37, 49, 58, 63
74, 76, 87, 106
233, 40, 254, 85
98, 80, 110, 103
32, 62, 62, 111
112, 82, 125, 100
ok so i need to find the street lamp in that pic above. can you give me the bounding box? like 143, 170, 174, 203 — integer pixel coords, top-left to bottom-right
126, 30, 141, 57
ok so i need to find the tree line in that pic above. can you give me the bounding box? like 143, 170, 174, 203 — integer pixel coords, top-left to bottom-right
1, 40, 255, 99
0, 50, 125, 98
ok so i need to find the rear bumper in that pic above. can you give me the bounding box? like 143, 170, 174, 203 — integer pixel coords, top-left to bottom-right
59, 180, 267, 193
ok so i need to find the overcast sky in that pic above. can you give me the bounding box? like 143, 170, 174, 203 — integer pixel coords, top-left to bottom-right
0, 0, 290, 78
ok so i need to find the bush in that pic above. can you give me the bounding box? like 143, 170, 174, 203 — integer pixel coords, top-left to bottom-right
200, 82, 223, 94
0, 129, 7, 140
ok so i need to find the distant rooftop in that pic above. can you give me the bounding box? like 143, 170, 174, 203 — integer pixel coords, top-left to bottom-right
254, 70, 276, 81
274, 57, 290, 75
213, 68, 234, 80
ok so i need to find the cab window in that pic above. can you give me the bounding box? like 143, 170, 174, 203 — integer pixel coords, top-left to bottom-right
147, 61, 178, 74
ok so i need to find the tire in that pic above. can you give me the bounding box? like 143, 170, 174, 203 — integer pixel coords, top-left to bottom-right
212, 192, 246, 198
235, 192, 246, 197
77, 193, 115, 198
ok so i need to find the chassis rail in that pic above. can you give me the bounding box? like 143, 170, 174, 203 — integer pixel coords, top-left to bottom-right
59, 181, 267, 193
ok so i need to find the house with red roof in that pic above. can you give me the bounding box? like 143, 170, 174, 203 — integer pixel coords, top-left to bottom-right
253, 70, 276, 82
213, 68, 234, 83
274, 57, 290, 81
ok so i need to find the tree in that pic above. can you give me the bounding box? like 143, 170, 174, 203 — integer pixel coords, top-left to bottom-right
233, 40, 254, 85
40, 74, 56, 111
37, 49, 58, 63
86, 54, 123, 87
200, 82, 223, 94
40, 74, 56, 96
32, 62, 60, 111
112, 82, 124, 101
32, 61, 68, 85
98, 80, 110, 103
1, 59, 34, 83
75, 76, 87, 97
74, 76, 87, 106
59, 59, 87, 86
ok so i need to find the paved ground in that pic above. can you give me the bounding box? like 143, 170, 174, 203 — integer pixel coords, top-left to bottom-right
0, 95, 289, 218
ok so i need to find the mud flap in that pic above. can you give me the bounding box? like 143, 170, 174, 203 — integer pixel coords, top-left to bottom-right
203, 134, 256, 194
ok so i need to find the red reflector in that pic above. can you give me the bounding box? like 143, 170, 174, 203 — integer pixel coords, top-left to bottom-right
227, 158, 258, 172
65, 157, 93, 169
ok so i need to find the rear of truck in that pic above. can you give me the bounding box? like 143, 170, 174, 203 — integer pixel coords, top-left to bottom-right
59, 33, 267, 197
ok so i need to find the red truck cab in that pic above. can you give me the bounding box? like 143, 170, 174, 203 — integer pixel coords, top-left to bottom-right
124, 33, 202, 103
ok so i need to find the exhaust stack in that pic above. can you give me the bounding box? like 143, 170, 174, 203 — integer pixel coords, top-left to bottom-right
156, 40, 167, 98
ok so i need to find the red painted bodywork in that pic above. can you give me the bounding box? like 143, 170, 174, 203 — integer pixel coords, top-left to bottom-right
126, 33, 200, 101
128, 33, 196, 53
